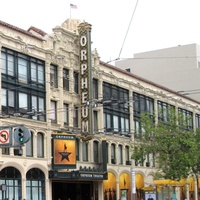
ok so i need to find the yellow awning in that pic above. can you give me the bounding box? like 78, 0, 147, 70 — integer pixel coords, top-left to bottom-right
153, 179, 185, 186
142, 185, 155, 191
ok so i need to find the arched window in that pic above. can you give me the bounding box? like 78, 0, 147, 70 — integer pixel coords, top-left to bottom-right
26, 131, 33, 157
118, 144, 123, 164
111, 144, 116, 164
37, 132, 44, 158
0, 167, 21, 200
125, 145, 130, 163
26, 168, 45, 200
93, 141, 99, 163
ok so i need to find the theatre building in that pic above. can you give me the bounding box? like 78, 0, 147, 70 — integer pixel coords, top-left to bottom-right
0, 18, 200, 200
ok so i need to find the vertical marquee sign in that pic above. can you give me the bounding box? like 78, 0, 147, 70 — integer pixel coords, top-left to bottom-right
78, 22, 93, 135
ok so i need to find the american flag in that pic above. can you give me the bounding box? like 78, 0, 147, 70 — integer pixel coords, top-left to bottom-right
70, 4, 77, 9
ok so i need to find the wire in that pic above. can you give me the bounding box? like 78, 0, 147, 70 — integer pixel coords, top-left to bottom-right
119, 56, 200, 60
118, 0, 139, 59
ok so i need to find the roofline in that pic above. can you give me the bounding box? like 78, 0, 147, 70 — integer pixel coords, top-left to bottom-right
0, 20, 45, 41
100, 60, 200, 104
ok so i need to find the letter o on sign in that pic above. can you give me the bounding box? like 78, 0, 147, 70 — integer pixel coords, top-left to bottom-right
80, 36, 87, 46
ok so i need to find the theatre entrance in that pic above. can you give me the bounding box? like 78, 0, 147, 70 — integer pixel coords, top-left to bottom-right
52, 181, 93, 200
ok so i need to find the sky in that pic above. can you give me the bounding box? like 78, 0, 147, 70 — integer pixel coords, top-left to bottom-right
1, 0, 200, 64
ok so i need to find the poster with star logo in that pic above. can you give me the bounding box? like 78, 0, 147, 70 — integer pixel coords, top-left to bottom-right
52, 134, 76, 169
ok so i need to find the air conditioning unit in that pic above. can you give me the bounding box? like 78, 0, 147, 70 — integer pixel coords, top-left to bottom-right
146, 162, 150, 167
126, 160, 132, 165
111, 158, 116, 164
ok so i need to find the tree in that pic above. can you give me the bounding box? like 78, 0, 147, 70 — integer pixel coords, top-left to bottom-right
131, 109, 198, 181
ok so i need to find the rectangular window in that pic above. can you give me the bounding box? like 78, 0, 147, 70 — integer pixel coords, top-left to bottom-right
31, 61, 44, 86
178, 108, 193, 130
111, 144, 116, 164
1, 89, 15, 115
133, 92, 154, 139
82, 141, 88, 161
93, 79, 98, 99
1, 47, 46, 121
103, 82, 130, 134
50, 65, 58, 87
63, 69, 69, 91
113, 115, 119, 131
73, 106, 78, 127
196, 114, 200, 128
32, 96, 45, 121
19, 92, 28, 114
26, 133, 33, 157
18, 57, 28, 83
37, 133, 44, 158
1, 51, 15, 76
118, 145, 123, 164
64, 104, 69, 125
93, 111, 98, 132
125, 146, 130, 162
74, 71, 79, 93
93, 141, 99, 163
51, 101, 57, 123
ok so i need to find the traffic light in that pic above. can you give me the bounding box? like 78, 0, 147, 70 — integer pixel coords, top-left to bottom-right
14, 127, 31, 144
18, 128, 24, 142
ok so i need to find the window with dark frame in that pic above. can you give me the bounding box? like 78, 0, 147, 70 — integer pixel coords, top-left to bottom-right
50, 64, 58, 88
157, 101, 175, 124
0, 167, 22, 200
118, 144, 123, 165
93, 78, 98, 99
178, 108, 193, 130
111, 143, 116, 164
63, 68, 69, 91
74, 71, 79, 94
50, 101, 57, 123
37, 132, 44, 158
82, 141, 88, 161
133, 92, 154, 139
103, 82, 130, 134
73, 106, 79, 127
93, 141, 99, 163
26, 132, 33, 157
1, 47, 46, 121
125, 146, 130, 164
64, 104, 69, 126
26, 168, 45, 200
93, 110, 98, 132
196, 114, 200, 128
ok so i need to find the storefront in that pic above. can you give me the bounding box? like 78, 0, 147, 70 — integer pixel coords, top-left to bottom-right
103, 172, 131, 200
153, 179, 186, 200
50, 170, 107, 200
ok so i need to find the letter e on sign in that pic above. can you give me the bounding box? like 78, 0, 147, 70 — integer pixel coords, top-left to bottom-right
0, 129, 9, 144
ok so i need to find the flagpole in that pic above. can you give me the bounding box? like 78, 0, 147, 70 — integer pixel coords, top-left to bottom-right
69, 4, 77, 18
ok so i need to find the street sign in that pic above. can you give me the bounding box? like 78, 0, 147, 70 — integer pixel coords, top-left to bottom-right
0, 129, 10, 145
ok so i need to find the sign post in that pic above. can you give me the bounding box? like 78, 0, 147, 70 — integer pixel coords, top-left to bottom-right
131, 168, 136, 200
